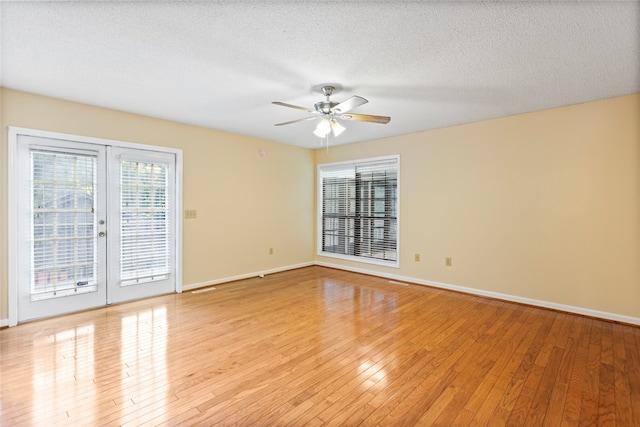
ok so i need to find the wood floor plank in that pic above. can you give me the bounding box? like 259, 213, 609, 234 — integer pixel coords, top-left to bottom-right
1, 266, 639, 426
625, 327, 640, 425
530, 346, 564, 425
611, 323, 633, 426
579, 334, 604, 425
560, 318, 593, 426
599, 362, 617, 426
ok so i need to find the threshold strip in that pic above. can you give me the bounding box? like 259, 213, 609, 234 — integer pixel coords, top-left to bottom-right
192, 287, 217, 294
388, 280, 409, 287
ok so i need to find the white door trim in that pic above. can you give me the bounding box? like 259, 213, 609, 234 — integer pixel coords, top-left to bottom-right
7, 126, 183, 326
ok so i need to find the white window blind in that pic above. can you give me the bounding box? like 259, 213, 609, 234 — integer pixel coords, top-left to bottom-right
30, 149, 98, 299
319, 156, 399, 266
120, 160, 170, 286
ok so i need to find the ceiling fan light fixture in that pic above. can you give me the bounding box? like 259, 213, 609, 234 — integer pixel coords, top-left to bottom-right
314, 118, 331, 138
331, 120, 345, 137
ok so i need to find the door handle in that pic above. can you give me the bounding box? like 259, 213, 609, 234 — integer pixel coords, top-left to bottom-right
98, 231, 106, 237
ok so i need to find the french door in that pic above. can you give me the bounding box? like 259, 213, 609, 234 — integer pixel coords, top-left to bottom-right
12, 131, 179, 323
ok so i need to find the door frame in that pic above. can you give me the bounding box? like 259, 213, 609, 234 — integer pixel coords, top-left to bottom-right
7, 126, 183, 327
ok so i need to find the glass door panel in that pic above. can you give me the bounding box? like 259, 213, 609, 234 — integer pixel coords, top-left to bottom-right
107, 147, 176, 304
16, 136, 107, 322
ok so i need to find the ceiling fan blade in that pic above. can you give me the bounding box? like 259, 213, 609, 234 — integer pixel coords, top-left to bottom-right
274, 116, 318, 126
330, 95, 368, 114
272, 101, 311, 112
339, 113, 391, 124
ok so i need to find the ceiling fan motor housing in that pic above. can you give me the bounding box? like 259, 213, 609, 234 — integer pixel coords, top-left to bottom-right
314, 100, 339, 114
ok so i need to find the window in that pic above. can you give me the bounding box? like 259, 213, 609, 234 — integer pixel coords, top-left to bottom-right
30, 149, 98, 299
120, 159, 171, 286
318, 156, 399, 267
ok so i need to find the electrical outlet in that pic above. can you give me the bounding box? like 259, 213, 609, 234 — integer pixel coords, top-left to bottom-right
445, 257, 452, 266
414, 253, 420, 262
184, 209, 197, 219
269, 247, 274, 255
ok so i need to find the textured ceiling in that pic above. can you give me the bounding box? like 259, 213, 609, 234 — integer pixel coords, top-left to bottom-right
1, 1, 638, 148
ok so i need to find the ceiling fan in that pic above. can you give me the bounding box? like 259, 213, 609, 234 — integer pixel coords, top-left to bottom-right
272, 86, 390, 138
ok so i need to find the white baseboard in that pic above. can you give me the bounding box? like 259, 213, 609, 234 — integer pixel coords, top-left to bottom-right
315, 261, 640, 326
182, 262, 315, 292
6, 262, 636, 327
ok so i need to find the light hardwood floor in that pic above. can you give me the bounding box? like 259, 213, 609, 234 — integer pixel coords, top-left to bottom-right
1, 266, 639, 426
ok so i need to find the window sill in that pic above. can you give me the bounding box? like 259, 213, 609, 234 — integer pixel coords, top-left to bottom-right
318, 251, 400, 269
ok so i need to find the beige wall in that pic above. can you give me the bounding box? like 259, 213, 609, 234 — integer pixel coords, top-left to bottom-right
2, 89, 638, 322
0, 88, 315, 319
315, 94, 640, 319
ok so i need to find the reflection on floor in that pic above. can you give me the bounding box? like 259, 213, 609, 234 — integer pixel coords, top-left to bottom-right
1, 266, 639, 425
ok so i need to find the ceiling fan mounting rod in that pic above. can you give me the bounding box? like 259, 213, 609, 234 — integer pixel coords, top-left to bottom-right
315, 85, 339, 114
321, 86, 335, 99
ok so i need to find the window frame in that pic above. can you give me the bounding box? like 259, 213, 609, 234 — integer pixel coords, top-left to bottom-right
317, 155, 400, 268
